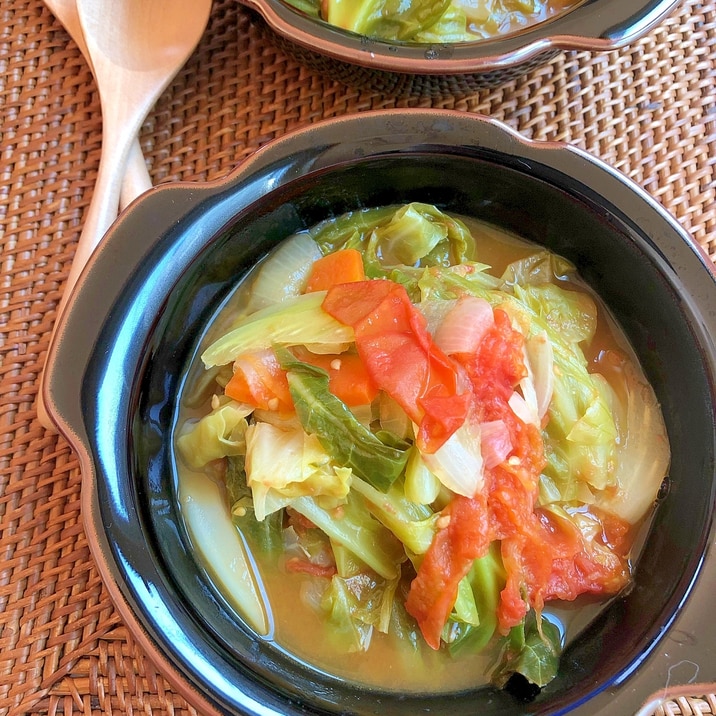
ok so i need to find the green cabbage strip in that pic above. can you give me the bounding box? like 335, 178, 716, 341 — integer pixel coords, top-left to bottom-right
371, 202, 476, 266
350, 476, 439, 556
282, 0, 321, 16
415, 262, 502, 303
320, 548, 418, 657
448, 543, 505, 655
310, 203, 477, 277
277, 347, 409, 492
414, 2, 468, 42
201, 291, 353, 368
225, 455, 283, 557
320, 575, 379, 653
309, 206, 396, 254
289, 493, 404, 580
491, 610, 562, 690
320, 562, 403, 653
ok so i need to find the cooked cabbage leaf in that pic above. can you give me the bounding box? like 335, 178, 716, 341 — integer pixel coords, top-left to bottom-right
278, 348, 409, 492
310, 203, 478, 277
350, 476, 439, 556
176, 397, 252, 468
245, 421, 352, 521
201, 291, 353, 368
323, 0, 452, 41
500, 278, 618, 494
226, 455, 284, 557
448, 543, 505, 655
414, 2, 468, 42
290, 492, 405, 580
492, 610, 561, 689
590, 352, 670, 524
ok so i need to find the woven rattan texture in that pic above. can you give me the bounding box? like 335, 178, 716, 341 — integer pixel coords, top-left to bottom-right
656, 693, 716, 716
1, 0, 714, 714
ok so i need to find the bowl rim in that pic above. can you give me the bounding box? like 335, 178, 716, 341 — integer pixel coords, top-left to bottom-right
238, 0, 683, 74
42, 109, 716, 716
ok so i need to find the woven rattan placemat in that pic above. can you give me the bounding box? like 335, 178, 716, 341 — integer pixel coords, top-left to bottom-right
1, 0, 714, 714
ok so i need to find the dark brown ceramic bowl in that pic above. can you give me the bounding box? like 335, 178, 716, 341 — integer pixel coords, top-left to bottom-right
44, 110, 715, 715
238, 0, 682, 91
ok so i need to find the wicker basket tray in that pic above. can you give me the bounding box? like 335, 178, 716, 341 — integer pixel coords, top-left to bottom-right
1, 0, 714, 713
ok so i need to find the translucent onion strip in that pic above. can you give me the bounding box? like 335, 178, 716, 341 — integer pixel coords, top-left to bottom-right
180, 470, 270, 636
433, 295, 494, 356
421, 419, 484, 498
245, 232, 322, 313
480, 420, 512, 469
526, 331, 554, 419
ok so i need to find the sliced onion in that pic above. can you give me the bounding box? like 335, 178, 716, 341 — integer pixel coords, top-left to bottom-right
480, 419, 513, 469
518, 369, 540, 424
433, 295, 494, 355
246, 232, 322, 313
180, 471, 269, 635
418, 298, 457, 336
508, 390, 540, 427
420, 419, 484, 498
525, 331, 554, 419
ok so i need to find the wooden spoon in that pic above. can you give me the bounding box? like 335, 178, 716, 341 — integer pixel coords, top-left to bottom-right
38, 0, 212, 429
43, 0, 153, 209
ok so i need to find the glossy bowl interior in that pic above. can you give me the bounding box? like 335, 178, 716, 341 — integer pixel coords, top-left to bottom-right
45, 110, 716, 716
238, 0, 682, 88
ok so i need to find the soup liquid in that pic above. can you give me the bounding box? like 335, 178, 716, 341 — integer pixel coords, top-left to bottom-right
174, 216, 641, 693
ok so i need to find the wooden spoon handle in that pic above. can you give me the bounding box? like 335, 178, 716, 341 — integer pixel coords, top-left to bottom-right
121, 138, 152, 210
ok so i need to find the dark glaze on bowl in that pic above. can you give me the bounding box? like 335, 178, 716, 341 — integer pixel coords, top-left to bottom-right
237, 0, 682, 91
44, 110, 716, 716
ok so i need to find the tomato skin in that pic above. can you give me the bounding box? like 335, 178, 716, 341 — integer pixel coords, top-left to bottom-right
284, 557, 337, 578
405, 304, 548, 644
404, 493, 491, 649
498, 571, 528, 628
544, 507, 631, 601
321, 279, 394, 327
323, 280, 470, 453
455, 308, 528, 420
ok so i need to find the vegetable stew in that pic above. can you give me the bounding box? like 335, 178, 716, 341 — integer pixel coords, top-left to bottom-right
283, 0, 580, 44
174, 204, 669, 694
